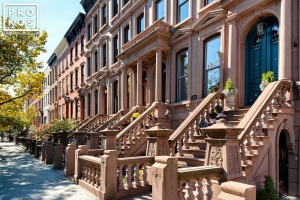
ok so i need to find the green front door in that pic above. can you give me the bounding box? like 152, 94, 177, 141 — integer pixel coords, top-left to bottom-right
245, 17, 279, 106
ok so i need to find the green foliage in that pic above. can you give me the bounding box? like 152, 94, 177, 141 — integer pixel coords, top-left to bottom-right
222, 78, 238, 96
261, 71, 275, 83
257, 176, 278, 200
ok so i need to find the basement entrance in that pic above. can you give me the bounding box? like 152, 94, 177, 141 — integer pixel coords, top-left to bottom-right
279, 131, 289, 197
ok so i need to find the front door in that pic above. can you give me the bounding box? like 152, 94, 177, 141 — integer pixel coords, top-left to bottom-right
245, 17, 279, 106
279, 131, 289, 197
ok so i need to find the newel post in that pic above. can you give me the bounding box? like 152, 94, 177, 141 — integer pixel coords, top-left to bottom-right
100, 150, 118, 200
151, 156, 178, 200
53, 143, 63, 169
44, 141, 54, 164
144, 123, 173, 156
74, 145, 88, 184
86, 132, 101, 149
74, 131, 86, 148
202, 119, 243, 181
64, 143, 76, 177
100, 127, 118, 150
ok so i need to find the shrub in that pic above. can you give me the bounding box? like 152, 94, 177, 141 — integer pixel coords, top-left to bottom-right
222, 78, 238, 96
257, 175, 277, 200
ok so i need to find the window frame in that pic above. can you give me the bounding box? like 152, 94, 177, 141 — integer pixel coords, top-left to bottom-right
94, 15, 98, 34
102, 44, 107, 67
113, 35, 118, 63
81, 65, 85, 84
156, 0, 165, 21
87, 23, 91, 41
124, 25, 130, 44
176, 48, 189, 102
177, 0, 189, 23
113, 0, 118, 17
102, 4, 107, 26
137, 13, 144, 34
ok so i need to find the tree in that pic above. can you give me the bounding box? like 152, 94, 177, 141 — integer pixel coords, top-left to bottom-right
0, 18, 48, 106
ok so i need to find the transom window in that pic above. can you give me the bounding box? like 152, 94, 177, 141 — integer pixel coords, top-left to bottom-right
137, 13, 144, 34
204, 35, 220, 95
178, 0, 189, 23
176, 49, 188, 102
156, 0, 165, 21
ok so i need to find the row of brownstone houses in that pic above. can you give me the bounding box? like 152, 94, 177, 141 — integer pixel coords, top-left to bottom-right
25, 0, 300, 198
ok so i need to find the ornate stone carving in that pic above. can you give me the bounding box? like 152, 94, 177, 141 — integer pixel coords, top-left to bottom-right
209, 147, 223, 166
148, 142, 155, 156
228, 146, 240, 174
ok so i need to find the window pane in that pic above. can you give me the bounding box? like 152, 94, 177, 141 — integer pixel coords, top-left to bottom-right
124, 26, 130, 43
137, 14, 144, 34
176, 49, 188, 102
156, 0, 165, 21
207, 68, 220, 93
205, 37, 220, 70
178, 77, 188, 101
205, 0, 214, 6
179, 0, 189, 22
177, 50, 188, 77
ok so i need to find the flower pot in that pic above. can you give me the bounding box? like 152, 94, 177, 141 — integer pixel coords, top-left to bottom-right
225, 95, 236, 111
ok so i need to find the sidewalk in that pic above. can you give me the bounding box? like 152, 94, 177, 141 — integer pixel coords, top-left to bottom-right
0, 141, 97, 200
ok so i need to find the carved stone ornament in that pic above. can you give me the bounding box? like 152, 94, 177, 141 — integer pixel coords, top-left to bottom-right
209, 146, 223, 166
228, 146, 240, 174
148, 142, 155, 156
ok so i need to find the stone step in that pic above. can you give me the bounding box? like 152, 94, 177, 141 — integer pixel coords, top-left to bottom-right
182, 149, 206, 158
224, 108, 249, 116
188, 142, 207, 150
177, 157, 205, 167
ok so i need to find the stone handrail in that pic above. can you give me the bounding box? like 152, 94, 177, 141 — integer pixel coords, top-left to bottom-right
70, 116, 92, 133
121, 20, 171, 52
95, 109, 124, 132
84, 114, 109, 132
178, 166, 223, 199
169, 92, 224, 156
117, 156, 154, 190
79, 155, 102, 189
78, 114, 101, 131
88, 149, 104, 157
116, 102, 157, 155
237, 79, 292, 163
112, 106, 139, 129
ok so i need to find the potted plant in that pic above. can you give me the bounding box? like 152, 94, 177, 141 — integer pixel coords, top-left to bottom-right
222, 78, 238, 111
131, 112, 140, 121
260, 71, 275, 91
215, 105, 224, 117
208, 111, 218, 123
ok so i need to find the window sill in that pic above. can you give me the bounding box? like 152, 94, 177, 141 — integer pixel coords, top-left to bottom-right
173, 17, 193, 30
110, 13, 120, 26
100, 24, 108, 33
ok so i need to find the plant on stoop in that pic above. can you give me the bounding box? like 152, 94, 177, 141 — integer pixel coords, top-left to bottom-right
260, 71, 275, 91
215, 105, 224, 117
257, 175, 278, 200
222, 78, 238, 111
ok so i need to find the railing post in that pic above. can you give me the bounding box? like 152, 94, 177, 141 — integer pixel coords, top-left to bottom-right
45, 141, 54, 164
144, 123, 173, 156
202, 119, 243, 181
86, 132, 101, 149
74, 145, 88, 184
100, 150, 118, 200
58, 131, 68, 146
218, 181, 256, 200
100, 127, 118, 150
64, 143, 76, 177
74, 131, 86, 148
151, 156, 178, 200
41, 142, 46, 161
53, 143, 63, 169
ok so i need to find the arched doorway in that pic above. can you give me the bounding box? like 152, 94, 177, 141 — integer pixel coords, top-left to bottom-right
245, 16, 279, 106
279, 131, 289, 196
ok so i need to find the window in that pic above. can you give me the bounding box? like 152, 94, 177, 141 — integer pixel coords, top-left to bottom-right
178, 0, 189, 23
124, 25, 130, 44
87, 57, 91, 77
66, 76, 68, 93
62, 79, 65, 94
204, 35, 220, 95
113, 0, 118, 17
70, 102, 73, 119
102, 5, 107, 26
87, 24, 91, 41
81, 35, 84, 52
75, 69, 78, 87
176, 49, 188, 102
62, 59, 64, 71
88, 93, 91, 116
70, 73, 73, 90
66, 55, 68, 66
102, 44, 107, 67
81, 65, 85, 84
124, 0, 129, 6
95, 90, 98, 115
70, 48, 73, 62
205, 0, 214, 6
113, 35, 118, 63
94, 51, 98, 72
94, 15, 98, 34
137, 13, 144, 34
156, 0, 165, 21
75, 42, 78, 57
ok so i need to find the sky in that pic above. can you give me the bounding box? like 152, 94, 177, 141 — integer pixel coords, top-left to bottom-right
0, 0, 85, 70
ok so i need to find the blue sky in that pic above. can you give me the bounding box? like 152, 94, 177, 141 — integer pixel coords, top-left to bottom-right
1, 0, 84, 69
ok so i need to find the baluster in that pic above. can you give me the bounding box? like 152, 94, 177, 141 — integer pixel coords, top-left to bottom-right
256, 118, 264, 137
82, 163, 86, 180
188, 125, 194, 143
95, 166, 101, 188
87, 164, 92, 184
133, 163, 141, 187
126, 164, 133, 189
178, 137, 183, 156
260, 109, 268, 127
194, 178, 204, 200
132, 125, 138, 139
277, 89, 283, 106
203, 178, 212, 200
91, 165, 95, 185
141, 163, 148, 186
127, 128, 133, 144
250, 126, 258, 147
117, 165, 124, 190
240, 143, 247, 165
170, 143, 175, 157
281, 87, 287, 105
183, 131, 189, 149
178, 181, 185, 200
244, 134, 251, 154
184, 179, 196, 200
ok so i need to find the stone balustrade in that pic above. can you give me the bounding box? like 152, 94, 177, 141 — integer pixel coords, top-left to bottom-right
169, 93, 224, 157
94, 109, 124, 132
79, 155, 102, 188
87, 149, 104, 157
112, 105, 139, 130
84, 114, 109, 132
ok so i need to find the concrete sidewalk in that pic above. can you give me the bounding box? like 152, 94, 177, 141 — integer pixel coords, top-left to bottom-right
0, 141, 97, 200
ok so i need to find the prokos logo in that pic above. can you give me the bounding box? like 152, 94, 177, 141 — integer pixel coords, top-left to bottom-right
3, 3, 39, 32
